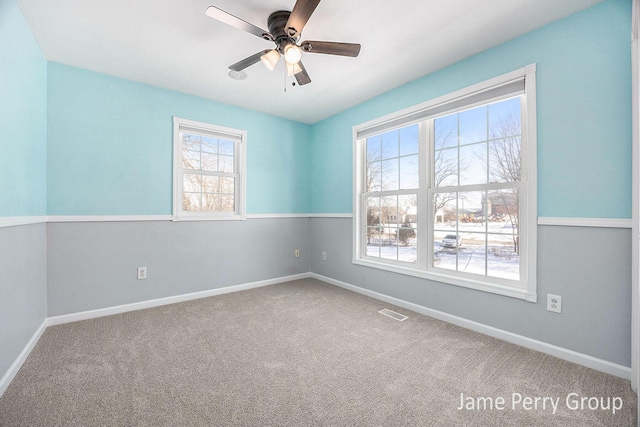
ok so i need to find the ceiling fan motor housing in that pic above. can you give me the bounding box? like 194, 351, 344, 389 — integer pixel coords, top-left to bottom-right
268, 11, 297, 53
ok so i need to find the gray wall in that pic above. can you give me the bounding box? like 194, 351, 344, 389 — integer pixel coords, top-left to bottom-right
0, 224, 48, 378
3, 217, 632, 380
47, 219, 311, 316
310, 218, 632, 367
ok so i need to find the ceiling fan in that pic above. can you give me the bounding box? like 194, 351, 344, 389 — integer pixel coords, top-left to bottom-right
205, 0, 361, 86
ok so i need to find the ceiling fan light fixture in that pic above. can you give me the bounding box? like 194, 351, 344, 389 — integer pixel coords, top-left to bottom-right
283, 44, 302, 64
260, 49, 281, 71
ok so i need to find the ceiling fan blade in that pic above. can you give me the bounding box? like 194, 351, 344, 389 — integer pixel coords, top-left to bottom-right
294, 61, 312, 86
205, 6, 272, 40
300, 41, 361, 57
285, 0, 321, 38
229, 50, 271, 72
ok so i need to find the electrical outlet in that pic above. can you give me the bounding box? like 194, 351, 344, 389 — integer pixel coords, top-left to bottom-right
295, 249, 300, 258
547, 294, 561, 313
137, 267, 147, 280
322, 251, 327, 261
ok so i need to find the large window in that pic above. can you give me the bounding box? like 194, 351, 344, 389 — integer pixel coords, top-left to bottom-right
173, 117, 246, 220
353, 66, 537, 301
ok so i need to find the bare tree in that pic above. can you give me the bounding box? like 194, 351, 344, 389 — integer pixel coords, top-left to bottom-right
433, 127, 460, 221
181, 134, 234, 212
365, 142, 395, 244
488, 112, 521, 253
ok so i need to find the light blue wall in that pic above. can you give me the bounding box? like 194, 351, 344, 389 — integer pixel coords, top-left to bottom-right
0, 0, 47, 216
47, 63, 311, 215
45, 0, 633, 218
310, 0, 632, 218
0, 0, 48, 392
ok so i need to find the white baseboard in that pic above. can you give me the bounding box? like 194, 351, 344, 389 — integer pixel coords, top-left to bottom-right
47, 273, 310, 326
0, 320, 47, 397
310, 273, 632, 380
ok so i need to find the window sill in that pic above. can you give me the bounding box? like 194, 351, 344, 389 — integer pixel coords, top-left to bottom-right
352, 257, 536, 303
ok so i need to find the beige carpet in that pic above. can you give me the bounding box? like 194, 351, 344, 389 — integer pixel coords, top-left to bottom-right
0, 278, 636, 426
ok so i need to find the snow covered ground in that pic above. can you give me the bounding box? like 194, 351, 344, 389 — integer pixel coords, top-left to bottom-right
366, 220, 519, 280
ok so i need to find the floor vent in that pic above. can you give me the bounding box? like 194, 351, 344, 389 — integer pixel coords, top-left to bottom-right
378, 308, 408, 321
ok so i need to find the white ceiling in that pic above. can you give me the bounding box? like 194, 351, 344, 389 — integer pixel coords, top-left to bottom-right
17, 0, 604, 124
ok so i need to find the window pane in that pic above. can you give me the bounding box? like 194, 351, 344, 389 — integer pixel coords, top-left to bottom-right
398, 194, 416, 226
202, 193, 219, 211
202, 176, 219, 193
458, 191, 484, 228
182, 150, 200, 170
182, 133, 200, 151
489, 137, 521, 183
435, 114, 458, 149
367, 160, 382, 192
398, 226, 417, 263
459, 233, 486, 276
382, 196, 398, 226
381, 159, 399, 191
399, 124, 419, 156
433, 191, 457, 228
366, 135, 381, 162
219, 140, 234, 155
219, 155, 234, 173
366, 197, 380, 226
398, 193, 417, 263
201, 137, 218, 153
459, 143, 487, 186
486, 189, 519, 224
487, 234, 520, 280
434, 148, 458, 188
219, 177, 235, 194
183, 174, 201, 193
182, 193, 201, 212
201, 152, 218, 172
434, 229, 457, 271
366, 228, 381, 258
459, 105, 487, 145
366, 246, 381, 257
380, 195, 398, 260
399, 155, 419, 189
380, 223, 398, 261
220, 194, 234, 212
489, 97, 521, 139
488, 234, 519, 280
381, 130, 399, 160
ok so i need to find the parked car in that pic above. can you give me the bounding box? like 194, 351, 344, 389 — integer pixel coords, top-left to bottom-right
441, 234, 462, 248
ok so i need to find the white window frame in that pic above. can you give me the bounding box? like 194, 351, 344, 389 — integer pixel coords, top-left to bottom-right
172, 117, 247, 221
352, 65, 537, 302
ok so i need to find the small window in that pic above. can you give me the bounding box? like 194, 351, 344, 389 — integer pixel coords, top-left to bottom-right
173, 117, 246, 221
